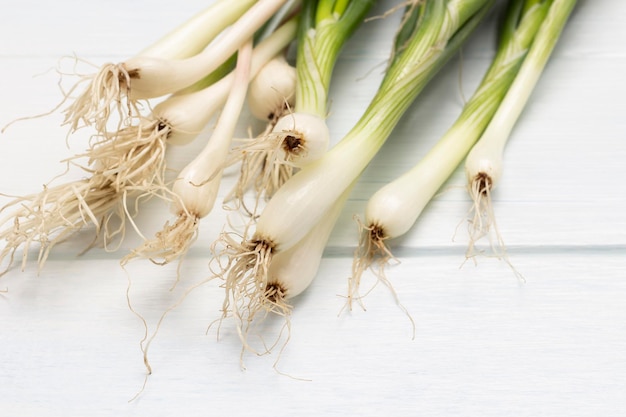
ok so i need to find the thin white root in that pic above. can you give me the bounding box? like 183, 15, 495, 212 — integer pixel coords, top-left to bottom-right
124, 212, 198, 265
348, 220, 397, 311
0, 179, 127, 276
1, 56, 141, 136
225, 126, 296, 211
225, 98, 306, 211
213, 231, 295, 364
61, 61, 142, 134
123, 263, 150, 402
465, 174, 525, 282
0, 120, 169, 275
125, 264, 219, 402
346, 217, 415, 338
121, 212, 199, 289
84, 119, 168, 189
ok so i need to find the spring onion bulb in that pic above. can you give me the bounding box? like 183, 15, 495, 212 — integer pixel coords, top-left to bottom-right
122, 40, 254, 269
226, 111, 330, 208
247, 54, 298, 123
349, 0, 553, 307
216, 0, 495, 329
464, 0, 577, 262
62, 0, 288, 134
223, 184, 352, 357
230, 0, 374, 203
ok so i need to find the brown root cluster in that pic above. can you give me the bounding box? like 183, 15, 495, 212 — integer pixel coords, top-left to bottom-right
122, 211, 199, 268
348, 220, 399, 311
213, 232, 294, 364
61, 62, 140, 134
226, 127, 296, 213
465, 174, 524, 282
0, 118, 169, 275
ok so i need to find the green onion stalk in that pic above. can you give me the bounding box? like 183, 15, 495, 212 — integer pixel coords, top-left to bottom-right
349, 0, 558, 308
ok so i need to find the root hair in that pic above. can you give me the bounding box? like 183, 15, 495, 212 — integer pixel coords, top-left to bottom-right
465, 173, 525, 282
0, 118, 169, 275
61, 61, 142, 134
344, 216, 415, 338
213, 231, 302, 364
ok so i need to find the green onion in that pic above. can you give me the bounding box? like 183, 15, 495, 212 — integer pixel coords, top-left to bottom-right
349, 0, 555, 308
277, 0, 375, 162
464, 0, 577, 264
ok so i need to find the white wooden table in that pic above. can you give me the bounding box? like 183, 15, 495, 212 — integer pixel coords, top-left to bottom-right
1, 1, 625, 416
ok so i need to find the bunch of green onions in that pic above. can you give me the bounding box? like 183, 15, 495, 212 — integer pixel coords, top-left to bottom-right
0, 0, 578, 367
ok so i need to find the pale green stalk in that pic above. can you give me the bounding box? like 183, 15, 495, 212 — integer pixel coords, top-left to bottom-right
465, 0, 578, 190
295, 0, 375, 116
139, 0, 258, 59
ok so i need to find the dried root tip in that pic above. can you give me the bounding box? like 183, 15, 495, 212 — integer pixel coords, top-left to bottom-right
225, 130, 296, 213
215, 233, 284, 351
79, 119, 169, 197
62, 62, 141, 134
265, 100, 291, 127
346, 219, 415, 337
466, 172, 496, 256
281, 133, 305, 161
122, 212, 199, 267
473, 172, 493, 196
232, 279, 294, 362
0, 179, 127, 275
348, 220, 397, 311
465, 173, 525, 282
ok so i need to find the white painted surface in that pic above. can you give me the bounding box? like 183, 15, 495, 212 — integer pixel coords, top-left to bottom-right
1, 1, 625, 416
